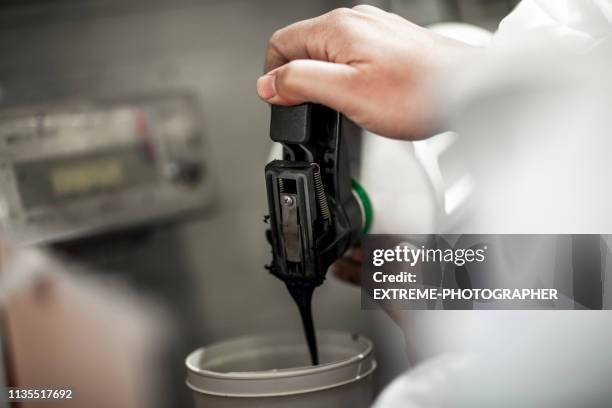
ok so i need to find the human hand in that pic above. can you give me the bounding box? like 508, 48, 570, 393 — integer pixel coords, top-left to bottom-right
330, 247, 363, 285
257, 5, 473, 140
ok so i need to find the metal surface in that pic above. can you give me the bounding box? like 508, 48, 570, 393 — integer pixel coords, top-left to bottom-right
312, 164, 331, 223
280, 193, 302, 263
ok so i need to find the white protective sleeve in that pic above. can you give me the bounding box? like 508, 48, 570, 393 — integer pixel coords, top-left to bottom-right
373, 1, 612, 407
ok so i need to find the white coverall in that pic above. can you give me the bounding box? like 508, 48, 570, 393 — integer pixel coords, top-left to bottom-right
374, 1, 612, 407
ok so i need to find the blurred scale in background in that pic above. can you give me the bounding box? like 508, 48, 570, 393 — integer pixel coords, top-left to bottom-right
0, 1, 518, 407
0, 93, 212, 244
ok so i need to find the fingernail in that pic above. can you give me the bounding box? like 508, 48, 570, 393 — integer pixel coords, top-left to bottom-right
257, 75, 276, 100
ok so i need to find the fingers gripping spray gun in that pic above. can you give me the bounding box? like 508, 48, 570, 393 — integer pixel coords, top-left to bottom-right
264, 103, 368, 365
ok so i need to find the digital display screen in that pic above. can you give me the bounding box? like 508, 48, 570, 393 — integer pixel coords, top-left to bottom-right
50, 159, 124, 196
15, 149, 157, 209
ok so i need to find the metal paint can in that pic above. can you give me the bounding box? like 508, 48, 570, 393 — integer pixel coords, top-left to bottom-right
186, 331, 376, 408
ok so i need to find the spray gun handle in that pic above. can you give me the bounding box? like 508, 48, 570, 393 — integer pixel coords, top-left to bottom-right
264, 103, 363, 286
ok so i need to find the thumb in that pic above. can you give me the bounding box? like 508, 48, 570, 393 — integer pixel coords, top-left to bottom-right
256, 59, 358, 112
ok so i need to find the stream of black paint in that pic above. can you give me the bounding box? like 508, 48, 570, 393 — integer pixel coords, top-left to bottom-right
286, 282, 319, 365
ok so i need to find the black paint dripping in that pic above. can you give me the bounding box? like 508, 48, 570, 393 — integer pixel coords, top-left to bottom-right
286, 281, 318, 365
